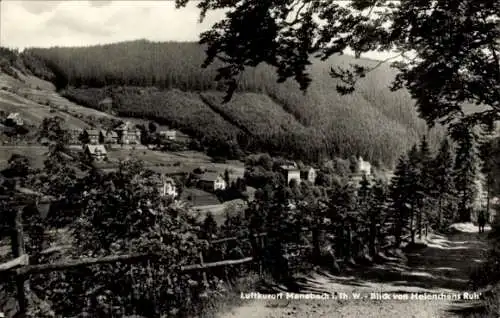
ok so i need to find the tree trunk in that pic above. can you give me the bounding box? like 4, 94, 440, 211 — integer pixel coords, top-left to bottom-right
395, 211, 402, 247
369, 217, 376, 257
486, 179, 491, 223
410, 202, 415, 244
346, 224, 352, 260
438, 196, 442, 229
418, 199, 422, 239
312, 226, 321, 263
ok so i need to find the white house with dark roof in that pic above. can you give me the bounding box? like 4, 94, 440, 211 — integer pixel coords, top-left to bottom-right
159, 130, 177, 140
6, 112, 23, 126
358, 156, 372, 175
115, 121, 141, 145
98, 97, 113, 112
84, 144, 107, 161
300, 166, 317, 184
198, 172, 227, 192
278, 163, 301, 185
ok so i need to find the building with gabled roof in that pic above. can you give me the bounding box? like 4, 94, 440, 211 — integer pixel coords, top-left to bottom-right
84, 144, 107, 161
159, 130, 177, 140
101, 129, 118, 144
6, 112, 23, 126
300, 166, 317, 184
115, 121, 141, 145
278, 164, 301, 185
83, 129, 100, 145
198, 172, 227, 192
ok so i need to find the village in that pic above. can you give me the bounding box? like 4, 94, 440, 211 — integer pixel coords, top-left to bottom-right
0, 110, 378, 224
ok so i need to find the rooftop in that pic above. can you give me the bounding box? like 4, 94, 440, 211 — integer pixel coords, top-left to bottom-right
86, 144, 107, 154
280, 164, 299, 171
86, 129, 100, 135
199, 172, 223, 182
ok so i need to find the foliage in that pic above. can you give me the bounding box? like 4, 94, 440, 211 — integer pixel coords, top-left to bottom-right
38, 116, 69, 145
453, 130, 478, 222
21, 41, 444, 167
26, 159, 213, 317
4, 154, 31, 179
431, 138, 456, 229
175, 0, 500, 136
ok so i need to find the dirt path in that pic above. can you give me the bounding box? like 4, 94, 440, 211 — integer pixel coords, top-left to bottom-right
219, 226, 490, 318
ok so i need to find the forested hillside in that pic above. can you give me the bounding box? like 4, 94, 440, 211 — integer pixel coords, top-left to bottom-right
19, 40, 445, 166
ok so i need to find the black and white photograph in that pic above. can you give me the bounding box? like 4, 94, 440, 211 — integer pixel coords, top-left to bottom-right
0, 0, 499, 317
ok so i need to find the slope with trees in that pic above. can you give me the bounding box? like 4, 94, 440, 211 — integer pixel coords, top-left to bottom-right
18, 41, 445, 166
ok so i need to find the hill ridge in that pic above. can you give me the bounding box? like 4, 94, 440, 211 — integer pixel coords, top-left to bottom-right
2, 42, 446, 166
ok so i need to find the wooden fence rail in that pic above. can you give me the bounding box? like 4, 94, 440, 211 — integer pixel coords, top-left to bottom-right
0, 201, 423, 316
0, 206, 268, 316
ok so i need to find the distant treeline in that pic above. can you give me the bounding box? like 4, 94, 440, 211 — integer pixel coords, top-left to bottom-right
15, 41, 444, 166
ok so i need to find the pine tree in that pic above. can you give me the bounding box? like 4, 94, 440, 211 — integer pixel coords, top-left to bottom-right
224, 169, 230, 187
390, 154, 411, 247
369, 179, 389, 257
407, 144, 423, 243
356, 173, 372, 258
453, 132, 478, 222
418, 135, 433, 237
431, 138, 455, 229
478, 127, 499, 224
202, 212, 218, 240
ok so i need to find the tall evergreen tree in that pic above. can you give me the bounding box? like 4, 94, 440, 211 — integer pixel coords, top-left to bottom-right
369, 179, 390, 257
390, 154, 411, 247
356, 174, 372, 258
406, 144, 423, 243
478, 127, 498, 223
453, 132, 478, 222
418, 135, 434, 237
432, 138, 456, 229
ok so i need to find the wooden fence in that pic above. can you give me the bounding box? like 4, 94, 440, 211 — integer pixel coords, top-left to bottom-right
0, 203, 268, 317
0, 196, 427, 316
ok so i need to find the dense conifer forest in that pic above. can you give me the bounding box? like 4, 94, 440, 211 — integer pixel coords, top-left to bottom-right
17, 40, 445, 167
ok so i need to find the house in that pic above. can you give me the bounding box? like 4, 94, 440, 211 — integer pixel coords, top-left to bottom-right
5, 112, 23, 126
148, 174, 178, 198
159, 130, 177, 140
357, 156, 372, 175
278, 164, 301, 185
160, 177, 178, 198
98, 97, 113, 113
198, 172, 227, 192
84, 129, 100, 145
84, 144, 107, 161
101, 129, 118, 144
115, 122, 141, 145
300, 166, 317, 184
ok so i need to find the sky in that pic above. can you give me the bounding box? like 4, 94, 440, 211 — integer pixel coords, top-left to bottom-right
0, 0, 395, 61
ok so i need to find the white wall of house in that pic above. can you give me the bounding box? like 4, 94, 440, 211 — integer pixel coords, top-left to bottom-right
214, 177, 227, 191
287, 170, 301, 184
358, 157, 372, 175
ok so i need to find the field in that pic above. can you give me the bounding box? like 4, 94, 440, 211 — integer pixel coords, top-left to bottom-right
0, 145, 48, 170
0, 70, 116, 130
104, 148, 245, 178
181, 187, 221, 206
190, 199, 249, 225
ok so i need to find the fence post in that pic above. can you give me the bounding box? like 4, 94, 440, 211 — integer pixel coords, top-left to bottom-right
198, 252, 208, 286
223, 245, 229, 283
11, 206, 28, 316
